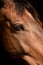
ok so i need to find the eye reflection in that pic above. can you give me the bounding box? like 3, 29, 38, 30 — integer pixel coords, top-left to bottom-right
10, 23, 25, 33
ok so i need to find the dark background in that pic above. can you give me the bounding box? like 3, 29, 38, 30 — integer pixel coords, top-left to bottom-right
28, 0, 43, 22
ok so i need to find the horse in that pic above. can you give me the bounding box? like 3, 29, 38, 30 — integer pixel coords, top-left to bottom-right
0, 0, 43, 65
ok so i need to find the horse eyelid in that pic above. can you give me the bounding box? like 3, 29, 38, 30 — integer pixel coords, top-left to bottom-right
3, 15, 26, 31
11, 23, 25, 31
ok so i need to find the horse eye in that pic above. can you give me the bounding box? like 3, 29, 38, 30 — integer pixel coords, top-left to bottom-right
14, 24, 25, 31
10, 23, 25, 33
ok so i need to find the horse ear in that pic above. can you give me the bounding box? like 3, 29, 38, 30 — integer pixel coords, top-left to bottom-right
0, 0, 4, 8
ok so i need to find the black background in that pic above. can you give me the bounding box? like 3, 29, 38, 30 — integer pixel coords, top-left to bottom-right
28, 0, 43, 22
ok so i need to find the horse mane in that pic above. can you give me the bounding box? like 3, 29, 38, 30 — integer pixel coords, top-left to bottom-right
12, 0, 42, 28
0, 0, 42, 26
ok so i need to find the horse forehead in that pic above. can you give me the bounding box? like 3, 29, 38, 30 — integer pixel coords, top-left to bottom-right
2, 0, 34, 25
2, 8, 33, 25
